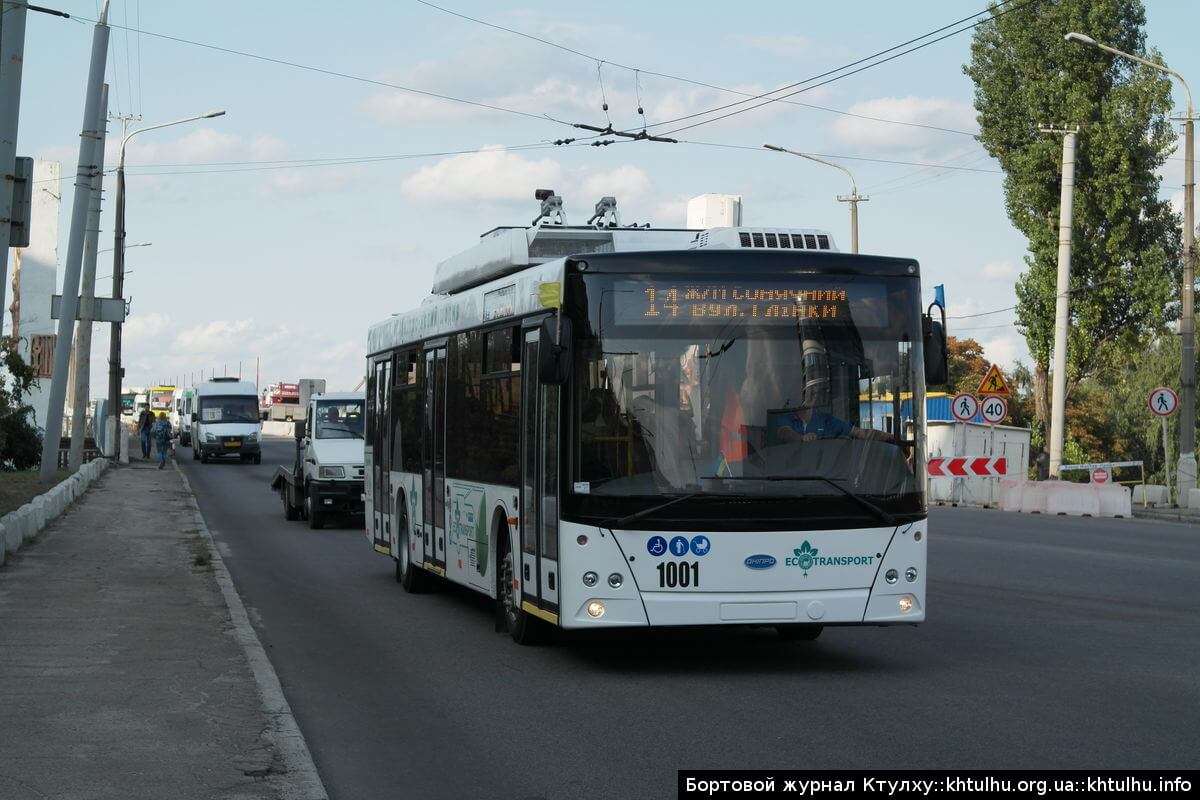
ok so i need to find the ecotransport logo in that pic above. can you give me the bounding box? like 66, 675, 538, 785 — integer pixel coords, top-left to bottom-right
785, 541, 875, 576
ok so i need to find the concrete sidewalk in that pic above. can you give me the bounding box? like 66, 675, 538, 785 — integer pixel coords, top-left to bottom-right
0, 458, 326, 799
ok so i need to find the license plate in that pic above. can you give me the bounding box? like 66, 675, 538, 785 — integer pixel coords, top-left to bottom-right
223, 441, 241, 448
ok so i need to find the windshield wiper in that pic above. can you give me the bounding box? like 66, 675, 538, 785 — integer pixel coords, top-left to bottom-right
322, 424, 364, 439
609, 492, 704, 528
701, 475, 897, 527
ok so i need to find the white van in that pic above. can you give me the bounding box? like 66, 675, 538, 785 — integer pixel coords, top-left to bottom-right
191, 378, 262, 464
171, 386, 196, 446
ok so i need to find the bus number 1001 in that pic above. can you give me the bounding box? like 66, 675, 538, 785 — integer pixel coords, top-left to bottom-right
657, 561, 700, 588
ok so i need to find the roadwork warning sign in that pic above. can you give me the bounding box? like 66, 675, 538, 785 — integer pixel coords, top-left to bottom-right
976, 364, 1011, 396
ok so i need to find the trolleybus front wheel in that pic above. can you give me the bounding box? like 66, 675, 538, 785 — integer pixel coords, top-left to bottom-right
499, 543, 544, 646
396, 502, 431, 592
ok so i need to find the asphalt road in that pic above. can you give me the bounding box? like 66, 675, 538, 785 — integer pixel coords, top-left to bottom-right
179, 438, 1200, 799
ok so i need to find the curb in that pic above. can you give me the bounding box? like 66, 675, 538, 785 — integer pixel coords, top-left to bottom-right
0, 458, 110, 567
174, 462, 329, 800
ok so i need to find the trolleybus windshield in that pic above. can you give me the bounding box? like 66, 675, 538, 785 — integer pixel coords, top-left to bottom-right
568, 271, 925, 527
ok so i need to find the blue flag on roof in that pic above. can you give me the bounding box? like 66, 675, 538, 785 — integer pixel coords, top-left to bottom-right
934, 284, 946, 309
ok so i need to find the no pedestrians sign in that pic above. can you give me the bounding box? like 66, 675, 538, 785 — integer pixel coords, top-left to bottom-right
1148, 387, 1178, 418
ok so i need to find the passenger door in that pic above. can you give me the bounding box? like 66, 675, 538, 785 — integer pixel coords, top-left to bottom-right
422, 345, 447, 573
372, 359, 391, 552
519, 328, 560, 620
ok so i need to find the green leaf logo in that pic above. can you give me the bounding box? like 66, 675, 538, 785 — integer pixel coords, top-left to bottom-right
794, 541, 817, 572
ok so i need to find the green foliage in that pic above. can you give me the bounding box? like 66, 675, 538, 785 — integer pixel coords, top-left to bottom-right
965, 0, 1182, 385
0, 337, 43, 470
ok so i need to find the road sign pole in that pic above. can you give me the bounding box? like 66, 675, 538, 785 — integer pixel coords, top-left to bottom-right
1162, 416, 1173, 505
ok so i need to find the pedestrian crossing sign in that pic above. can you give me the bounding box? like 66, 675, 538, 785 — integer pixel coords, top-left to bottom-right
976, 364, 1011, 396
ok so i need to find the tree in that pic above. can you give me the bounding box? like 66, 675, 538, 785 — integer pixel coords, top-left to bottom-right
0, 337, 42, 470
965, 0, 1182, 475
941, 336, 990, 394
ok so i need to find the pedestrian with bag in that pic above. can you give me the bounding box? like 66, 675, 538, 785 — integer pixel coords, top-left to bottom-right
153, 412, 173, 470
137, 405, 155, 459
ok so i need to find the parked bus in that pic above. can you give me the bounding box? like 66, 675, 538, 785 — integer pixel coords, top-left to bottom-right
365, 192, 947, 645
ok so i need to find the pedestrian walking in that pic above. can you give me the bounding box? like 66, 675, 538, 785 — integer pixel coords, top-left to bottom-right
137, 405, 155, 459
153, 412, 173, 470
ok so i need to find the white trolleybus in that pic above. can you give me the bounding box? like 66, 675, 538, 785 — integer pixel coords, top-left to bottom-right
365, 192, 947, 644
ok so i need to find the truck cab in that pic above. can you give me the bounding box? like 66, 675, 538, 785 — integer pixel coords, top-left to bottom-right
297, 391, 366, 527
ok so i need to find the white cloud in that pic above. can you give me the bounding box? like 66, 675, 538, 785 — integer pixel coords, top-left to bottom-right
980, 335, 1021, 369
171, 319, 255, 354
579, 165, 651, 201
117, 129, 287, 167
123, 312, 172, 340
401, 146, 564, 205
256, 165, 366, 199
831, 96, 978, 159
982, 260, 1020, 280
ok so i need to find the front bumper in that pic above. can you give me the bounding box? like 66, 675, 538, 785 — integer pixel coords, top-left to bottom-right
199, 439, 262, 458
309, 480, 365, 515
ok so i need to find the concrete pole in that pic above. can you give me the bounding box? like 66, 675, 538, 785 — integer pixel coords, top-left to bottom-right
762, 144, 866, 254
1177, 112, 1195, 505
0, 0, 27, 327
38, 3, 109, 483
68, 84, 108, 472
1044, 126, 1079, 479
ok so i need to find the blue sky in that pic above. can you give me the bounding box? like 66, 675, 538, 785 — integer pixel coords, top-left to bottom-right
9, 0, 1198, 394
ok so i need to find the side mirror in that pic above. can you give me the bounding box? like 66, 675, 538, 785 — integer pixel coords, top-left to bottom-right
537, 315, 573, 386
295, 419, 307, 440
923, 304, 948, 386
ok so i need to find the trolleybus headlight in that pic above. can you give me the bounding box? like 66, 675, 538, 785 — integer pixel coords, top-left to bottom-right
319, 466, 345, 479
898, 595, 914, 613
586, 600, 606, 618
582, 571, 599, 587
577, 534, 588, 546
914, 530, 922, 541
607, 572, 623, 589
905, 567, 918, 582
885, 569, 899, 584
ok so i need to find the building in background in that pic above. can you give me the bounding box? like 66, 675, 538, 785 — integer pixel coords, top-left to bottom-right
5, 160, 61, 431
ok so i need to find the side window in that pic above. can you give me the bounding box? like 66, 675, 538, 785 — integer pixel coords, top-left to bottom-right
398, 352, 423, 473
366, 363, 376, 441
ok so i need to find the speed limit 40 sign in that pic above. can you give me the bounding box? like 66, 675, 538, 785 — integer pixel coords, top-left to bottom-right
980, 396, 1008, 425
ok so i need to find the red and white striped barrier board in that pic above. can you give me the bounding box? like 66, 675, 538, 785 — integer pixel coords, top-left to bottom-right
928, 457, 1007, 477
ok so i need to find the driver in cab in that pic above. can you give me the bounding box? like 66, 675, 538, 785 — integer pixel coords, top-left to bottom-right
775, 374, 892, 444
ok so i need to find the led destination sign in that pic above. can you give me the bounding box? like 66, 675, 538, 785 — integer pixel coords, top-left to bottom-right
613, 281, 888, 326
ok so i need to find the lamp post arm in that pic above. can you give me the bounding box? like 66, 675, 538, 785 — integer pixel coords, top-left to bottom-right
766, 144, 858, 195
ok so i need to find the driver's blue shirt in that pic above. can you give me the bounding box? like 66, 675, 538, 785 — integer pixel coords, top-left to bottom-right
777, 411, 854, 440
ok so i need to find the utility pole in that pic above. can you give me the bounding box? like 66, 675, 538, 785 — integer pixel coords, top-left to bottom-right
1178, 107, 1196, 505
68, 84, 108, 471
0, 0, 28, 325
106, 113, 136, 460
837, 191, 868, 254
1040, 124, 1080, 479
39, 4, 110, 482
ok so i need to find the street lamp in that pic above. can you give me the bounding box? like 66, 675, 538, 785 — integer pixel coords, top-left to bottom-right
763, 143, 868, 253
1066, 32, 1195, 505
106, 111, 224, 456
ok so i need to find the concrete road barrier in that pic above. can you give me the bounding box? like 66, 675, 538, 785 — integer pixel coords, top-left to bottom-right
994, 480, 1130, 517
262, 420, 296, 438
1133, 485, 1170, 507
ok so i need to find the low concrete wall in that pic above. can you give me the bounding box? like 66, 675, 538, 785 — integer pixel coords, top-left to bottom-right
262, 421, 296, 438
0, 459, 110, 565
997, 479, 1131, 518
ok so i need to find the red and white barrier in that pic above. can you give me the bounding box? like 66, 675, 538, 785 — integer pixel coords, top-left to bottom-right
928, 457, 1007, 477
